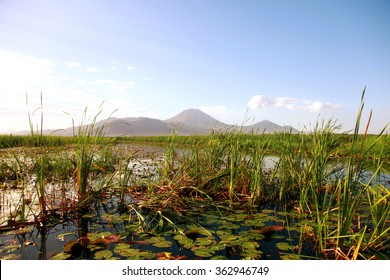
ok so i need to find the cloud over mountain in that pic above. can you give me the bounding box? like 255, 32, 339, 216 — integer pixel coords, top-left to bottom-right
248, 95, 340, 112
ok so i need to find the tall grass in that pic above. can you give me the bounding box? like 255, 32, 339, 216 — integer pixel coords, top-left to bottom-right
26, 93, 48, 221
65, 103, 116, 202
336, 89, 389, 253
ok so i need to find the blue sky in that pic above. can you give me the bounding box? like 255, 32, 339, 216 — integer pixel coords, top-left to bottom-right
0, 0, 389, 133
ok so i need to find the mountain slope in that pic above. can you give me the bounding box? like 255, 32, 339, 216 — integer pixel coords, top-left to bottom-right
20, 108, 297, 136
164, 108, 226, 131
244, 120, 297, 133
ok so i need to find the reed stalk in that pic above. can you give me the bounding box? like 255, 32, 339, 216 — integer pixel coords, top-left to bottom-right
65, 103, 116, 201
336, 88, 388, 250
26, 93, 48, 221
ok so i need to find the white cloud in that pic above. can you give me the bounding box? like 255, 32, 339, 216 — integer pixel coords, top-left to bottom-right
87, 66, 102, 72
248, 94, 340, 112
306, 101, 341, 112
64, 61, 81, 68
274, 97, 296, 109
247, 95, 275, 109
127, 66, 135, 71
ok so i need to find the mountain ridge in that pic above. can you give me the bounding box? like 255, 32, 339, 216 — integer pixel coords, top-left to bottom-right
15, 108, 297, 136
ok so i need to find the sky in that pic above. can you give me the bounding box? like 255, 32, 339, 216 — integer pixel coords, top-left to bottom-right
0, 0, 389, 134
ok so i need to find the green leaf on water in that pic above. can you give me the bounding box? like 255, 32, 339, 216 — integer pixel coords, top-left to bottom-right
193, 248, 215, 258
280, 254, 301, 260
51, 252, 72, 260
227, 213, 247, 222
127, 255, 146, 260
114, 243, 132, 257
174, 234, 193, 245
238, 230, 265, 241
253, 213, 269, 219
153, 240, 172, 248
138, 251, 156, 259
115, 243, 130, 250
276, 242, 294, 251
244, 219, 266, 227
218, 233, 237, 242
194, 238, 212, 246
183, 242, 193, 250
147, 236, 173, 248
87, 231, 112, 242
241, 241, 259, 250
218, 222, 240, 230
216, 230, 231, 236
94, 249, 113, 260
210, 243, 226, 251
242, 249, 263, 259
210, 255, 227, 260
173, 234, 186, 241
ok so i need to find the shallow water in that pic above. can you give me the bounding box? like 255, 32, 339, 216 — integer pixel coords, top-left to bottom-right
0, 197, 306, 260
1, 150, 389, 260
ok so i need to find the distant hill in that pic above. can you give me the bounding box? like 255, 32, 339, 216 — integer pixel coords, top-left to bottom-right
16, 108, 297, 136
243, 119, 297, 133
164, 108, 226, 133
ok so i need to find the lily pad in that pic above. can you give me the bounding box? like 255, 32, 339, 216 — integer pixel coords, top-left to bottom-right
276, 242, 294, 251
242, 249, 263, 259
218, 222, 240, 230
210, 255, 227, 260
218, 234, 237, 242
174, 234, 194, 245
238, 230, 265, 241
87, 231, 112, 242
94, 249, 113, 260
227, 214, 248, 222
194, 238, 212, 246
51, 252, 72, 260
210, 243, 227, 251
138, 251, 156, 259
241, 241, 259, 250
280, 254, 301, 260
147, 236, 173, 248
153, 240, 173, 248
244, 219, 266, 227
114, 243, 134, 257
193, 248, 215, 258
216, 230, 231, 236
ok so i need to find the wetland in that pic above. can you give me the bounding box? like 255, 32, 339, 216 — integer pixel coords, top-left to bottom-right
0, 97, 389, 260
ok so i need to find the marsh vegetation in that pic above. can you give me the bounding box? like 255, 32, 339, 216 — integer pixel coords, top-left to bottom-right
0, 93, 389, 260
